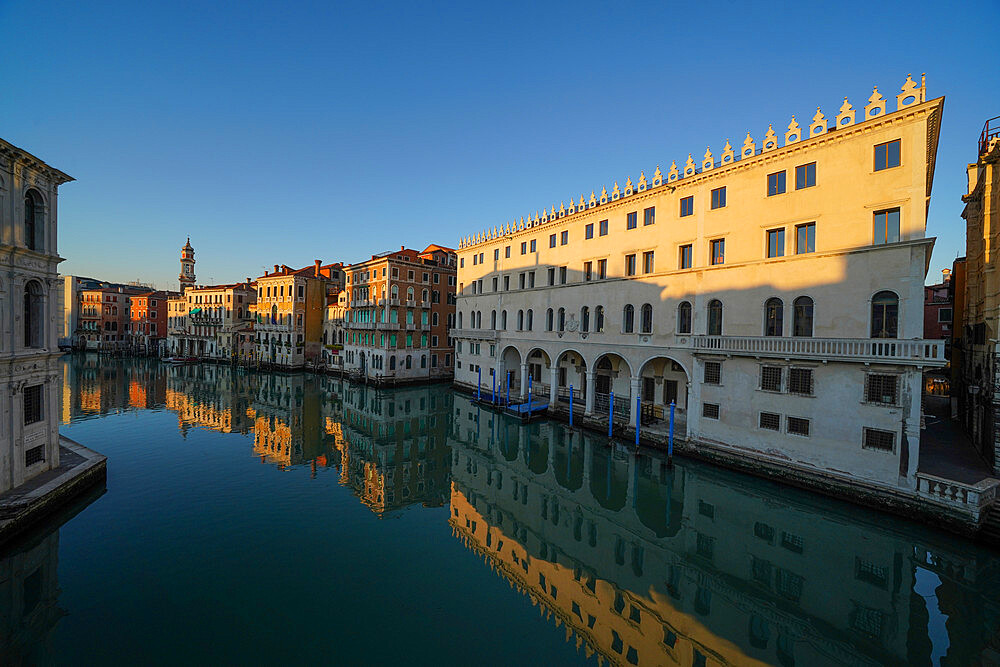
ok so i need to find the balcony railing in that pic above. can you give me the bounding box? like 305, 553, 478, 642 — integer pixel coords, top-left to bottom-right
377, 322, 400, 331
687, 335, 945, 365
451, 328, 497, 341
405, 299, 416, 307
420, 300, 431, 309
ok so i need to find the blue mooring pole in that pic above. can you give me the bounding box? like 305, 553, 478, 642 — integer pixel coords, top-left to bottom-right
527, 374, 532, 422
477, 367, 481, 401
569, 385, 574, 427
506, 372, 510, 407
668, 400, 676, 467
492, 372, 496, 405
608, 391, 614, 438
635, 397, 641, 447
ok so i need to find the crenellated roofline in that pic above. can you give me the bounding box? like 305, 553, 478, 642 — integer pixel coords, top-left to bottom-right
458, 74, 938, 251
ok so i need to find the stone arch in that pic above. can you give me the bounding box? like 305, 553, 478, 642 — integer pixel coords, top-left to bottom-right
554, 348, 588, 403
637, 354, 691, 437
23, 187, 44, 251
500, 345, 523, 395
592, 352, 633, 419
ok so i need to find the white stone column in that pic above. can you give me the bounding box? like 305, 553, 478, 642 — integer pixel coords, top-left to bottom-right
549, 365, 559, 406
585, 371, 596, 416
629, 376, 641, 429
519, 363, 529, 400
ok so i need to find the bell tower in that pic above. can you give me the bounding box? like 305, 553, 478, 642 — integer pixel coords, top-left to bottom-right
179, 237, 196, 290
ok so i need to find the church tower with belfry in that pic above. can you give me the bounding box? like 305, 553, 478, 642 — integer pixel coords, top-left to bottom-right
179, 237, 196, 290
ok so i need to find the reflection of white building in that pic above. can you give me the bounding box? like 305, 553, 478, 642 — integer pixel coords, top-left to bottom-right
454, 78, 946, 494
447, 393, 999, 666
0, 138, 73, 493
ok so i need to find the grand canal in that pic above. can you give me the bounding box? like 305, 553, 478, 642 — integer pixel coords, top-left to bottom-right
3, 354, 1000, 665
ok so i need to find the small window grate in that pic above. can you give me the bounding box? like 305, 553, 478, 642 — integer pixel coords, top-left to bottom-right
702, 403, 720, 419
863, 427, 895, 452
23, 385, 43, 425
787, 417, 810, 436
865, 374, 898, 405
759, 412, 781, 431
704, 361, 721, 384
788, 368, 813, 395
761, 366, 783, 392
25, 445, 44, 467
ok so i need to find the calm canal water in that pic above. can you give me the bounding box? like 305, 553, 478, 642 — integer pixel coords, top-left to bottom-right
3, 354, 1000, 665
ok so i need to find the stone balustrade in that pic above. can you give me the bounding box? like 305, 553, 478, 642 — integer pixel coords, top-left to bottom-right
916, 474, 1000, 522
687, 335, 945, 366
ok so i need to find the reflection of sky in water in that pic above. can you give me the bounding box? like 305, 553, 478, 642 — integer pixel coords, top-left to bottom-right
915, 564, 949, 665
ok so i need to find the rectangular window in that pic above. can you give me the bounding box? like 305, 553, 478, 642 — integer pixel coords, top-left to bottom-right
787, 416, 810, 437
704, 361, 721, 384
855, 558, 888, 589
788, 368, 813, 395
703, 403, 720, 419
584, 261, 592, 281
796, 222, 816, 254
493, 249, 499, 261
23, 384, 43, 425
938, 308, 952, 323
559, 266, 567, 284
710, 239, 725, 265
518, 273, 525, 289
873, 208, 900, 245
528, 272, 535, 288
863, 427, 896, 452
795, 162, 816, 189
597, 259, 607, 280
599, 219, 609, 236
767, 228, 785, 258
549, 234, 557, 248
585, 223, 594, 239
626, 211, 638, 229
865, 374, 898, 405
561, 230, 568, 245
781, 532, 803, 554
643, 207, 655, 226
767, 170, 786, 196
25, 445, 44, 467
625, 254, 636, 276
680, 196, 694, 217
761, 366, 783, 392
679, 244, 692, 269
505, 246, 510, 258
759, 412, 780, 431
547, 268, 556, 286
530, 240, 536, 253
520, 242, 527, 255
754, 522, 775, 543
711, 187, 726, 209
642, 251, 654, 274
874, 139, 901, 171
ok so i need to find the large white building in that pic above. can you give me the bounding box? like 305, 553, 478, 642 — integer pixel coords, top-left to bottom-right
0, 139, 73, 493
453, 76, 946, 493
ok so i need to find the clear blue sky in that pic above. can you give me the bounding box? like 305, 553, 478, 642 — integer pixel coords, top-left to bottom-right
2, 0, 995, 288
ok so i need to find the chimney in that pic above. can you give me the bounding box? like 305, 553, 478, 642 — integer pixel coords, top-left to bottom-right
273, 264, 279, 274
942, 268, 951, 283
315, 259, 321, 277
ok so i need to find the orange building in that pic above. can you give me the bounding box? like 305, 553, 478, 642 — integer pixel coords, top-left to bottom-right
252, 260, 344, 368
126, 290, 174, 354
337, 245, 457, 382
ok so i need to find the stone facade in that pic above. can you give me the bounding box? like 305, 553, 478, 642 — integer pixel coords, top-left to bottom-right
956, 121, 1000, 470
0, 138, 73, 494
166, 281, 257, 360
454, 76, 946, 492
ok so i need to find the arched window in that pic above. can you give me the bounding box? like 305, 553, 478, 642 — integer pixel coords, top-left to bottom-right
871, 291, 899, 338
271, 305, 278, 324
24, 190, 40, 251
422, 288, 428, 302
501, 310, 507, 330
23, 280, 43, 348
558, 307, 566, 332
406, 355, 412, 369
491, 310, 497, 329
389, 356, 396, 370
595, 306, 604, 333
526, 309, 533, 331
406, 286, 414, 301
623, 304, 635, 333
793, 296, 814, 337
421, 354, 427, 368
517, 310, 524, 330
546, 308, 554, 331
764, 298, 783, 336
477, 311, 482, 328
640, 303, 653, 334
458, 312, 463, 328
581, 306, 590, 332
677, 301, 692, 334
707, 299, 723, 335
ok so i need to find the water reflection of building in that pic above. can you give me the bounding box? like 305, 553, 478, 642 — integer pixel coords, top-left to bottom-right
447, 394, 1000, 666
251, 372, 328, 468
329, 381, 452, 515
61, 353, 168, 423
164, 363, 256, 436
